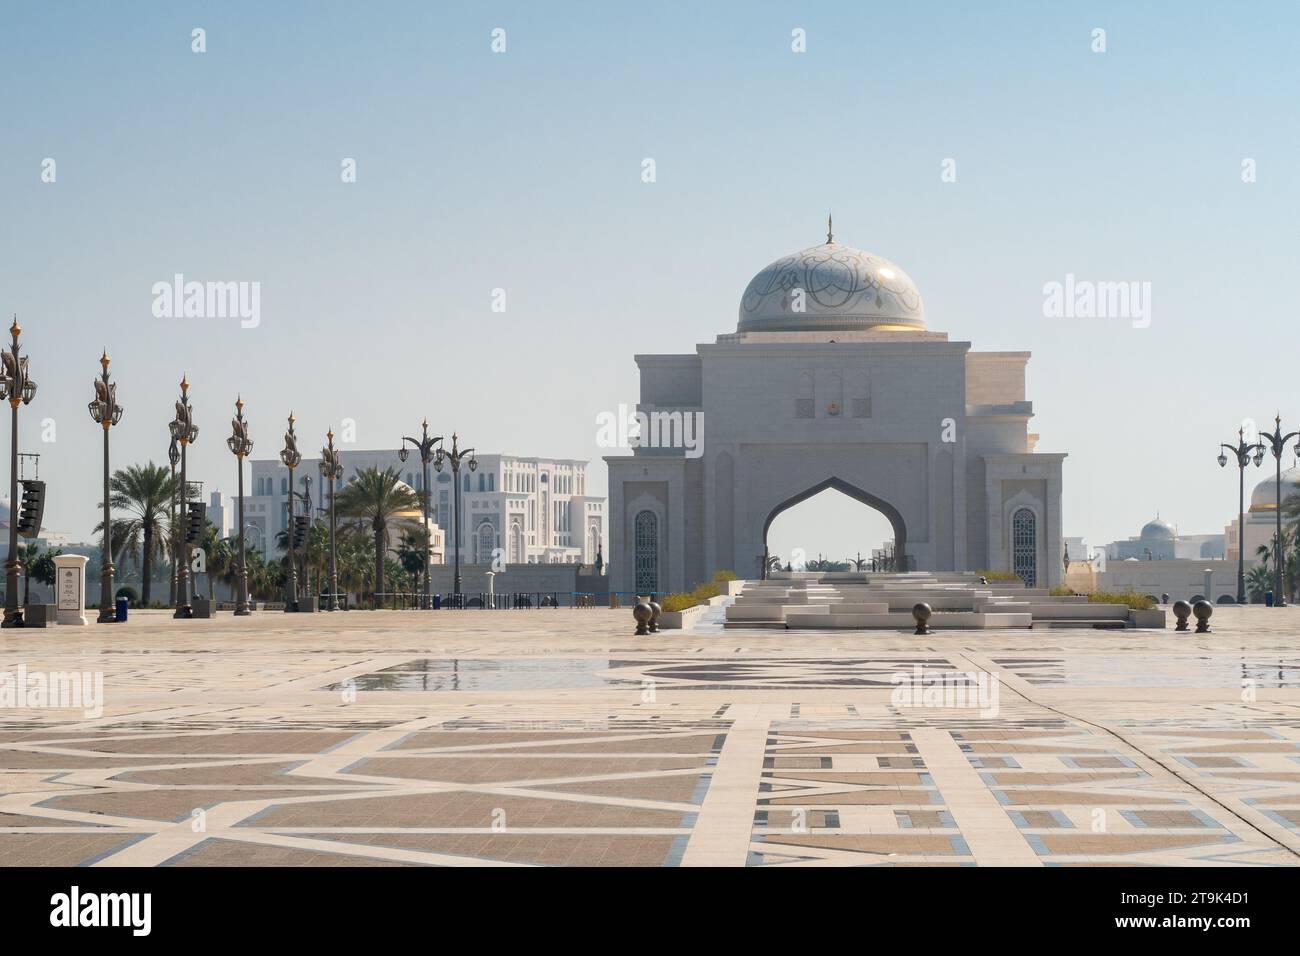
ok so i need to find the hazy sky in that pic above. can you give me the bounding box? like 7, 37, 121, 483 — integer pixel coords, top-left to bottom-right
3, 1, 1297, 555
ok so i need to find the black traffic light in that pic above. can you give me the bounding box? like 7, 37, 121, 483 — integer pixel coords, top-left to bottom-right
185, 501, 207, 544
16, 479, 45, 538
291, 514, 310, 549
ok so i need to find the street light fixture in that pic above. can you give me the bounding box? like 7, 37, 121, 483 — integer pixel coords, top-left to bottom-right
1219, 427, 1266, 605
434, 432, 476, 600
399, 419, 442, 609
167, 436, 180, 606
1, 317, 38, 628
298, 472, 313, 602
87, 350, 123, 623
1257, 415, 1300, 607
319, 429, 344, 611
169, 376, 199, 618
226, 397, 254, 615
280, 413, 302, 612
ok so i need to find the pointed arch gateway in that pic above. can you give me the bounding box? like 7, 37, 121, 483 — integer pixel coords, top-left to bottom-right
761, 476, 907, 575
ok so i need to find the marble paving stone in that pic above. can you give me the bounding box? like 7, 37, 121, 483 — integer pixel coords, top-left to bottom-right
0, 605, 1297, 866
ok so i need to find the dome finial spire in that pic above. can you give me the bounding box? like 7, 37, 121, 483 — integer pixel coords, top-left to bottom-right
826, 213, 833, 244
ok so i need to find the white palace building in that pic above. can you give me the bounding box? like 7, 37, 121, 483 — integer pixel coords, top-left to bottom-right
605, 226, 1066, 596
233, 450, 604, 568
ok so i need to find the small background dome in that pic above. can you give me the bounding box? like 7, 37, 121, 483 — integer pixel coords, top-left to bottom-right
1139, 517, 1176, 542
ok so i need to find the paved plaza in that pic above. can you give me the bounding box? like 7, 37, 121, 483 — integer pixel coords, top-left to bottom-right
2, 607, 1300, 867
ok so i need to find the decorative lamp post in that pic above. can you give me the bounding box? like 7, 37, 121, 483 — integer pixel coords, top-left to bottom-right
1257, 415, 1300, 607
279, 413, 302, 612
226, 397, 254, 615
169, 376, 199, 618
433, 432, 476, 600
399, 419, 442, 608
87, 350, 123, 623
167, 436, 180, 607
320, 430, 343, 611
1, 317, 38, 627
1219, 427, 1265, 605
299, 472, 313, 601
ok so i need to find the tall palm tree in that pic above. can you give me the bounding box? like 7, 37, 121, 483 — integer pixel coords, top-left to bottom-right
298, 523, 328, 600
94, 463, 180, 607
335, 467, 420, 608
337, 526, 375, 607
208, 535, 234, 601
17, 543, 43, 604
397, 525, 432, 601
1256, 542, 1272, 571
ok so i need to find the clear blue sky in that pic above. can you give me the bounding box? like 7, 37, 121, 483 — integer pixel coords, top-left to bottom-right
2, 1, 1297, 551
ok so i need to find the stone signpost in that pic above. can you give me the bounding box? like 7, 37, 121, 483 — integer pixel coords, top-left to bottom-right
53, 554, 89, 626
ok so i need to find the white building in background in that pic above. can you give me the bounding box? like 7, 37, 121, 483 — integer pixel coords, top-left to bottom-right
241, 450, 604, 568
445, 454, 605, 566
1104, 516, 1224, 562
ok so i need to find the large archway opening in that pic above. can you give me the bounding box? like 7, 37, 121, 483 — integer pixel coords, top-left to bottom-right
762, 477, 908, 575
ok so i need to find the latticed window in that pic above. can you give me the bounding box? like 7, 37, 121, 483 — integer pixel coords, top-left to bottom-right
477, 523, 496, 564
634, 510, 658, 595
1012, 508, 1037, 587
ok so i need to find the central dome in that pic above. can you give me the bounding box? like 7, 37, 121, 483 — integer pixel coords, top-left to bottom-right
738, 235, 925, 334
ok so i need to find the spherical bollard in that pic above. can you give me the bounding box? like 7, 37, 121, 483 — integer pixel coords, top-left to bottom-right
633, 599, 652, 636
978, 576, 987, 586
1160, 592, 1170, 605
1172, 600, 1191, 632
648, 600, 662, 633
1193, 599, 1213, 634
912, 602, 932, 636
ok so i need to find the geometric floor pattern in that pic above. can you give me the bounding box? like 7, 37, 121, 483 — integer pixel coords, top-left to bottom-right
2, 606, 1299, 866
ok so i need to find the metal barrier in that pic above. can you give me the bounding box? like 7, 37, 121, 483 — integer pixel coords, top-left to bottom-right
306, 591, 610, 610
432, 591, 563, 609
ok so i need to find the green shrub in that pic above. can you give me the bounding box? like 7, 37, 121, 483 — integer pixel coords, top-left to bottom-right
1048, 585, 1075, 596
976, 570, 1022, 582
712, 569, 737, 583
1088, 589, 1154, 611
115, 585, 139, 608
658, 580, 724, 613
691, 582, 720, 602
659, 593, 697, 612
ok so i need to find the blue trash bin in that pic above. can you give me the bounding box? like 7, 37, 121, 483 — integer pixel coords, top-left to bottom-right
115, 597, 128, 622
432, 594, 441, 610
1266, 591, 1275, 607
